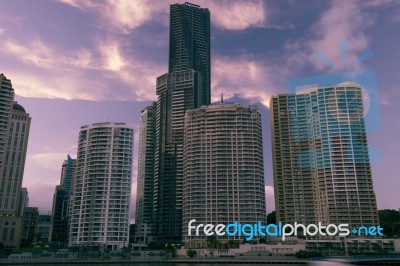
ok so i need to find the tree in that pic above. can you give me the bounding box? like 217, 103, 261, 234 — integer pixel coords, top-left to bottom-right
206, 235, 218, 249
227, 240, 238, 249
378, 209, 400, 237
187, 249, 197, 258
148, 241, 164, 249
259, 237, 267, 244
267, 211, 276, 225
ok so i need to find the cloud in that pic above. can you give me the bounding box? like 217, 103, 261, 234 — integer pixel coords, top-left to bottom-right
7, 70, 107, 101
204, 0, 266, 30
284, 1, 373, 73
4, 40, 56, 69
265, 185, 275, 214
0, 36, 162, 101
25, 182, 58, 214
0, 26, 4, 35
2, 39, 95, 70
360, 0, 399, 7
212, 55, 283, 108
28, 152, 68, 171
130, 180, 137, 223
56, 0, 162, 33
390, 9, 400, 23
309, 1, 371, 70
99, 41, 126, 71
56, 0, 268, 32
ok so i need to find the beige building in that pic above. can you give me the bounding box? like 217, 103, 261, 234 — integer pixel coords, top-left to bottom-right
183, 103, 266, 248
0, 75, 31, 252
270, 82, 378, 230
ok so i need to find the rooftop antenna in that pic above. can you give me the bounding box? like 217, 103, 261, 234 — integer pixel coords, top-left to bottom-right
221, 91, 224, 103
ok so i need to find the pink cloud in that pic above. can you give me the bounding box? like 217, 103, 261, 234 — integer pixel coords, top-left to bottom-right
204, 0, 266, 30
212, 55, 283, 108
308, 1, 371, 70
265, 185, 275, 214
56, 0, 268, 32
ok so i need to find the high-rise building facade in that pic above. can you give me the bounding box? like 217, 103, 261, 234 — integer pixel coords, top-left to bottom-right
0, 92, 31, 251
183, 103, 266, 248
51, 155, 76, 247
0, 74, 15, 176
51, 185, 70, 247
36, 215, 52, 243
270, 82, 379, 230
69, 122, 134, 250
168, 2, 211, 104
21, 207, 39, 244
18, 187, 29, 216
135, 103, 156, 244
153, 2, 210, 243
60, 155, 76, 193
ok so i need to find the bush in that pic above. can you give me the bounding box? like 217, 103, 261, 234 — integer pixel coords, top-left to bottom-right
187, 249, 197, 258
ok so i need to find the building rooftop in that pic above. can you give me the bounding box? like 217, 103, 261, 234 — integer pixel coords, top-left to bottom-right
13, 102, 26, 113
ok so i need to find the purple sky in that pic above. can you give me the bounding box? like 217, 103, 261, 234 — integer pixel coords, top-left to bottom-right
0, 0, 399, 219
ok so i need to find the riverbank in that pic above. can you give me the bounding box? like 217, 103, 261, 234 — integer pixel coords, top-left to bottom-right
0, 256, 309, 265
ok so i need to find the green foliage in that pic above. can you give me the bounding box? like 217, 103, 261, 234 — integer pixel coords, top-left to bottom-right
227, 240, 239, 248
259, 237, 267, 244
187, 249, 197, 258
294, 250, 322, 258
147, 241, 165, 249
68, 246, 79, 252
378, 209, 400, 237
267, 211, 276, 225
206, 235, 219, 249
166, 243, 176, 250
20, 240, 33, 249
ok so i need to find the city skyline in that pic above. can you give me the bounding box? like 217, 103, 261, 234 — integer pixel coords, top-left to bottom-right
0, 0, 400, 217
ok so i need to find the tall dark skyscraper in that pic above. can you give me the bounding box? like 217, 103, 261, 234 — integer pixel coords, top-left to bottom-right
51, 155, 76, 247
168, 2, 211, 104
152, 2, 210, 243
135, 103, 157, 244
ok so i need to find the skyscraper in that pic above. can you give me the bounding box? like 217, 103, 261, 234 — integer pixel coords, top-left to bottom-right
0, 74, 15, 179
51, 155, 76, 247
60, 155, 76, 193
0, 92, 31, 251
135, 103, 156, 244
51, 186, 69, 247
183, 103, 266, 248
69, 122, 133, 250
169, 2, 211, 104
21, 207, 38, 244
153, 2, 210, 243
18, 187, 29, 217
270, 82, 379, 230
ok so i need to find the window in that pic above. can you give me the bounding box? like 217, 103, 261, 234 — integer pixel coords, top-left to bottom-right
2, 228, 7, 241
